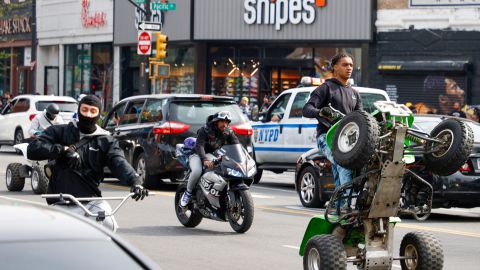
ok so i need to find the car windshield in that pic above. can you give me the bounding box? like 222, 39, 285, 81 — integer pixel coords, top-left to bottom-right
35, 101, 78, 112
413, 116, 480, 143
359, 93, 388, 113
169, 101, 245, 125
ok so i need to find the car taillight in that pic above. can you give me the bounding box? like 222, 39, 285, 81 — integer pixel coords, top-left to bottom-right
29, 114, 37, 121
231, 123, 253, 136
459, 162, 472, 173
153, 121, 190, 135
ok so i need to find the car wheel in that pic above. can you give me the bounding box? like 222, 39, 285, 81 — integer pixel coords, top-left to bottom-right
14, 129, 24, 154
423, 119, 474, 176
297, 166, 323, 208
400, 231, 443, 270
303, 234, 347, 270
332, 111, 379, 170
6, 163, 25, 192
31, 165, 49, 194
134, 152, 157, 188
253, 168, 263, 184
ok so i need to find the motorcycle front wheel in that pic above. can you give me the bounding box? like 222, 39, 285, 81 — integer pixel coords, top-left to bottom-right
227, 189, 254, 233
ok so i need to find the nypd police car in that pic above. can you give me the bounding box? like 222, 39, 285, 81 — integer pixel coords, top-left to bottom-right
251, 77, 390, 184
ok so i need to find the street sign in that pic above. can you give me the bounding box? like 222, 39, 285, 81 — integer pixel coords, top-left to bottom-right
137, 31, 152, 55
152, 2, 176, 11
137, 21, 162, 31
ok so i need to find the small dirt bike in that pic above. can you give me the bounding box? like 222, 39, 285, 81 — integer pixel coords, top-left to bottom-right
174, 144, 256, 233
300, 101, 473, 270
6, 143, 49, 194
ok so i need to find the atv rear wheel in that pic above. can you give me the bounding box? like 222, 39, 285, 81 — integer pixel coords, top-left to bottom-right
303, 234, 347, 270
333, 111, 379, 170
423, 118, 473, 176
6, 163, 25, 192
400, 231, 443, 270
31, 165, 49, 194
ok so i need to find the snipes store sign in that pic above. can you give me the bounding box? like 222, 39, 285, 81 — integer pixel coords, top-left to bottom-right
244, 0, 326, 30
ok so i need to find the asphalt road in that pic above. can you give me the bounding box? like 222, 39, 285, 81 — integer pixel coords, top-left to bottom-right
1, 146, 480, 270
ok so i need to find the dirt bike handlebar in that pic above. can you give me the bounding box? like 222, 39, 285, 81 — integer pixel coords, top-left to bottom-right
41, 192, 156, 218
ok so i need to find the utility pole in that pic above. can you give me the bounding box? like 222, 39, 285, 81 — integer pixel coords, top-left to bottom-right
30, 0, 37, 94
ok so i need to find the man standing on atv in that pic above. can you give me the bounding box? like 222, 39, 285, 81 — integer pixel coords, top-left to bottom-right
27, 95, 148, 231
28, 103, 65, 137
302, 53, 363, 200
179, 111, 240, 207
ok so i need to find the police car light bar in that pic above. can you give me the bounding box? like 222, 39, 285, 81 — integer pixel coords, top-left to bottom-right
299, 76, 324, 87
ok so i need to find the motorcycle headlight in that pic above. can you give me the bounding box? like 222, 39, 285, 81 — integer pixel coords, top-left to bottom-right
227, 168, 243, 177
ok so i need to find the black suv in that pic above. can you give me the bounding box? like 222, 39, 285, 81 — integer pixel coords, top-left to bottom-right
102, 94, 253, 188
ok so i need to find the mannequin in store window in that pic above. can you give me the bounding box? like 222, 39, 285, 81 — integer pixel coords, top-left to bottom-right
239, 96, 251, 120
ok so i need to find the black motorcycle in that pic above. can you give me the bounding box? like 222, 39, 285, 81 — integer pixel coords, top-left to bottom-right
174, 144, 256, 233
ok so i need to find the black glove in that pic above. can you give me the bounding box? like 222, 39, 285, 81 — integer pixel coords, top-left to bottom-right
64, 148, 81, 169
319, 107, 333, 118
131, 184, 149, 201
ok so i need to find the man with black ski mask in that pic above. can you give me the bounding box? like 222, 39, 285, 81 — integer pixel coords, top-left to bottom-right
28, 95, 148, 231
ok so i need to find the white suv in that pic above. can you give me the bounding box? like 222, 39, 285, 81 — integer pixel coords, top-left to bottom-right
0, 95, 78, 147
252, 79, 390, 183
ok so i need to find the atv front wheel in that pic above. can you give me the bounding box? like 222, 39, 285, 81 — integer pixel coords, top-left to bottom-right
400, 231, 443, 270
303, 234, 347, 270
423, 118, 473, 176
332, 111, 380, 170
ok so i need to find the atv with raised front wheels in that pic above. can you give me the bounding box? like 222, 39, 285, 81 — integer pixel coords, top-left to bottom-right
300, 101, 473, 270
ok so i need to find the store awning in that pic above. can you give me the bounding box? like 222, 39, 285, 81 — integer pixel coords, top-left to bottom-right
378, 59, 471, 73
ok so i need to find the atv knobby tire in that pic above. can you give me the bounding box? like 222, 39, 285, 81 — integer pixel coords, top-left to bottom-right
6, 163, 25, 192
400, 231, 444, 270
303, 234, 347, 270
31, 165, 49, 194
423, 118, 473, 176
333, 111, 379, 170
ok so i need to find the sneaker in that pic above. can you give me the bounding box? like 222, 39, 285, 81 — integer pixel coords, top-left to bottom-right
179, 191, 192, 208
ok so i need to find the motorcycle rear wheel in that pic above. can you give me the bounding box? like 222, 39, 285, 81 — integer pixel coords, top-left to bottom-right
174, 183, 203, 227
227, 190, 254, 233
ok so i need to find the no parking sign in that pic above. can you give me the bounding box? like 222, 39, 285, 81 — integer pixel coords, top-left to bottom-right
137, 31, 152, 55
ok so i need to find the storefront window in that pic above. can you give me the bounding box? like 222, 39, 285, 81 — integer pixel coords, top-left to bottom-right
120, 46, 142, 99
162, 47, 195, 94
65, 43, 112, 109
0, 48, 11, 95
314, 47, 362, 85
211, 47, 260, 108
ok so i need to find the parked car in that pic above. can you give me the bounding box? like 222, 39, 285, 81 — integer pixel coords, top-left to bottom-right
295, 113, 480, 209
102, 94, 253, 188
0, 95, 77, 147
0, 196, 160, 270
252, 77, 390, 183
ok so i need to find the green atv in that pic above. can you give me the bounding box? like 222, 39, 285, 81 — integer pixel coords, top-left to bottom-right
300, 101, 474, 270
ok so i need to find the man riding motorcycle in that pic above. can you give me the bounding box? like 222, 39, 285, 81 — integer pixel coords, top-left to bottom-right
27, 95, 148, 231
28, 103, 64, 137
179, 111, 240, 207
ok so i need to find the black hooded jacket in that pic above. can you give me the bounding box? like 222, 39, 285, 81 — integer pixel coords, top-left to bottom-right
302, 78, 363, 136
27, 122, 139, 203
195, 120, 240, 161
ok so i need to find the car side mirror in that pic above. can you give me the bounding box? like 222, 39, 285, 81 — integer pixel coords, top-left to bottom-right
257, 111, 267, 122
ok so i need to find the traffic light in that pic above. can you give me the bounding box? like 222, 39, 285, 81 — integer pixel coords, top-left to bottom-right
153, 33, 168, 60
